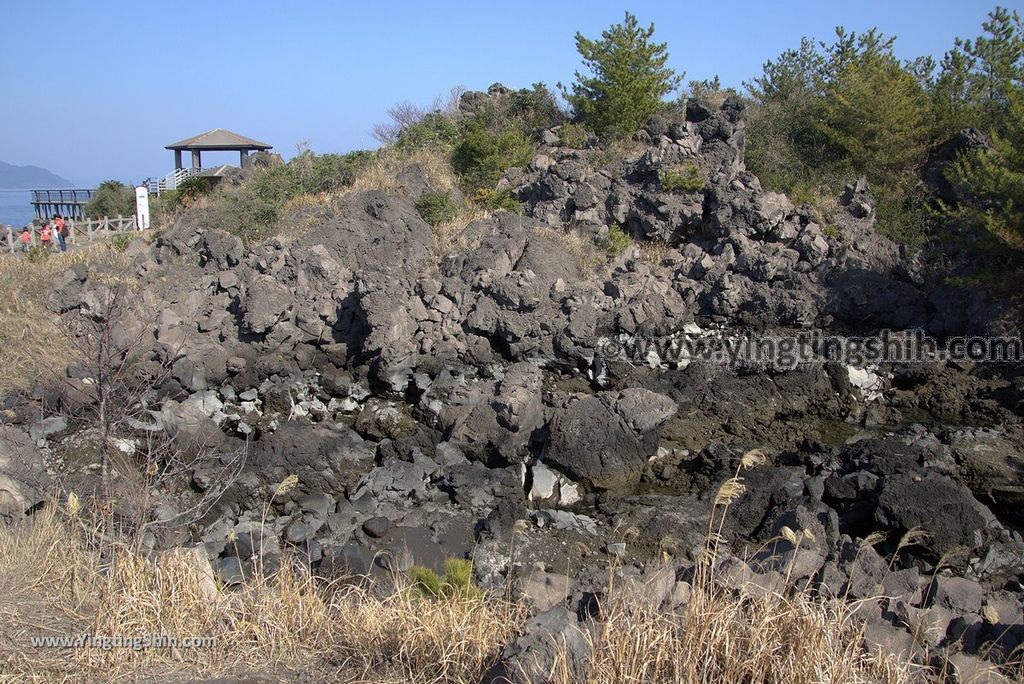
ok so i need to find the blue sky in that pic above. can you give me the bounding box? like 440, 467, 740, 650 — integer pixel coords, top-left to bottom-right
0, 0, 1018, 186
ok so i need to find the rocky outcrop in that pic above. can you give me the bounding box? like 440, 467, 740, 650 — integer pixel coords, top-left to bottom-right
9, 90, 1023, 678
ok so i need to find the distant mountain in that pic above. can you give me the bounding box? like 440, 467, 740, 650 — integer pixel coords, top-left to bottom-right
0, 161, 73, 189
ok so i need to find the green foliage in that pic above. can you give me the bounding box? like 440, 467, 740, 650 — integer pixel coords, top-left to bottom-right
408, 566, 444, 598
659, 162, 705, 193
956, 7, 1024, 129
176, 176, 214, 203
817, 48, 931, 190
501, 83, 565, 131
745, 9, 1024, 248
109, 234, 132, 253
472, 188, 521, 213
408, 558, 483, 601
452, 117, 534, 193
685, 76, 737, 108
219, 150, 372, 242
278, 149, 375, 196
948, 85, 1024, 250
558, 122, 588, 148
85, 180, 136, 219
382, 84, 563, 198
25, 245, 49, 263
395, 112, 462, 153
744, 37, 847, 199
745, 28, 935, 242
415, 190, 461, 226
600, 222, 632, 257
560, 12, 682, 138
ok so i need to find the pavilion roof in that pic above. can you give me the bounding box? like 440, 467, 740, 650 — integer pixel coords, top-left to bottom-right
165, 128, 272, 151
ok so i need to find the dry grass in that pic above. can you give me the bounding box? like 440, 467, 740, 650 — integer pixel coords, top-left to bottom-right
534, 225, 609, 278
637, 239, 673, 267
551, 574, 915, 684
0, 247, 132, 395
0, 499, 945, 684
0, 508, 524, 683
431, 207, 489, 260
591, 137, 646, 169
350, 147, 459, 196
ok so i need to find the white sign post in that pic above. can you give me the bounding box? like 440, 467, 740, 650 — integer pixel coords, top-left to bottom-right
135, 185, 150, 231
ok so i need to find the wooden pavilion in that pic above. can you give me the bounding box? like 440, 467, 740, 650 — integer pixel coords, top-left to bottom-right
165, 128, 273, 170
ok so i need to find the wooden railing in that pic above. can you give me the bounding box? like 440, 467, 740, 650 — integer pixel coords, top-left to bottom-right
3, 216, 138, 254
148, 167, 202, 195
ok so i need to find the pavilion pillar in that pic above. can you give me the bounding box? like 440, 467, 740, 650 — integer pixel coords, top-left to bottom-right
239, 149, 248, 167
174, 150, 183, 169
191, 150, 201, 170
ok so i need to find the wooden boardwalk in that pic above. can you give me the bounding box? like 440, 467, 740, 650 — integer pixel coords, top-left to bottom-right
4, 216, 138, 254
30, 188, 95, 220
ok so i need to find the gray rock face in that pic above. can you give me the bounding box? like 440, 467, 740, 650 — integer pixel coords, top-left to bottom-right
243, 274, 292, 334
543, 389, 676, 493
485, 608, 592, 684
0, 428, 50, 524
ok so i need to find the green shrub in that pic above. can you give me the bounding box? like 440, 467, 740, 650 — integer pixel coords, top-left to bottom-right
85, 180, 136, 219
452, 118, 534, 192
558, 122, 588, 148
415, 190, 461, 226
195, 149, 373, 243
408, 566, 444, 599
660, 162, 705, 193
503, 83, 565, 131
472, 188, 521, 213
685, 76, 737, 108
408, 558, 483, 600
947, 84, 1024, 251
109, 234, 133, 252
176, 176, 214, 202
600, 222, 632, 257
25, 245, 49, 263
395, 112, 462, 153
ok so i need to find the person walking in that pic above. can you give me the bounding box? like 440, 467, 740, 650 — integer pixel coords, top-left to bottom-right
40, 222, 52, 250
19, 227, 31, 253
55, 215, 67, 252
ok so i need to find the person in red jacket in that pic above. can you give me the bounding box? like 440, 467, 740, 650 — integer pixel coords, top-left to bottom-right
40, 223, 51, 249
54, 215, 67, 252
19, 227, 31, 252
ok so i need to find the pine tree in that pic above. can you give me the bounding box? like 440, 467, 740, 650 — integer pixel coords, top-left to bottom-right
933, 46, 980, 136
816, 48, 931, 188
949, 85, 1024, 250
560, 12, 682, 138
959, 7, 1024, 127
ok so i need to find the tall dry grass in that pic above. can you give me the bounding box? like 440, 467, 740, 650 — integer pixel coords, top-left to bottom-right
550, 575, 916, 684
0, 507, 523, 683
0, 247, 132, 395
349, 147, 459, 197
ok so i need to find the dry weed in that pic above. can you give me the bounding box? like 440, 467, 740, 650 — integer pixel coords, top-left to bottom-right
533, 225, 608, 278
350, 147, 458, 196
637, 239, 673, 267
0, 509, 523, 682
0, 247, 132, 395
556, 576, 917, 684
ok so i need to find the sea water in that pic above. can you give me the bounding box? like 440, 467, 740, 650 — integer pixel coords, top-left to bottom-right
0, 190, 34, 228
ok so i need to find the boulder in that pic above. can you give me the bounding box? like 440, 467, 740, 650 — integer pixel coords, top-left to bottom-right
543, 389, 676, 493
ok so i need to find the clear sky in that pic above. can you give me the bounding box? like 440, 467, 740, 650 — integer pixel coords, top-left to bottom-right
1, 0, 1019, 187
